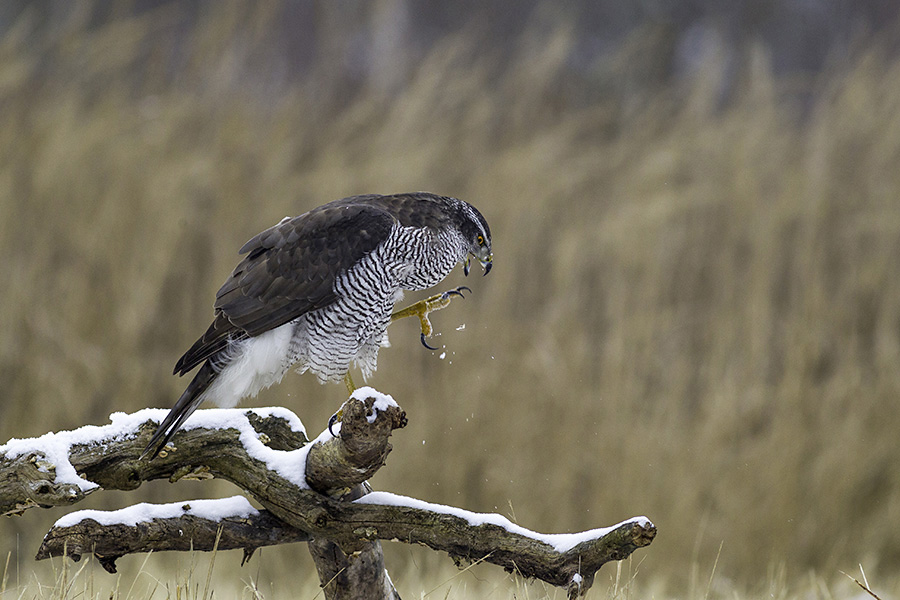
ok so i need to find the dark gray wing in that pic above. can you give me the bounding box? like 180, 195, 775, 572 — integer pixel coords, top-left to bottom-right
174, 200, 396, 375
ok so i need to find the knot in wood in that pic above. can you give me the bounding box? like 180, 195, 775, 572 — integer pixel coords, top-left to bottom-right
28, 480, 82, 506
313, 508, 329, 529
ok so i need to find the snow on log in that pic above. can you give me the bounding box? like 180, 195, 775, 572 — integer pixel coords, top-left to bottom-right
2, 388, 655, 598
0, 406, 309, 516
36, 496, 310, 572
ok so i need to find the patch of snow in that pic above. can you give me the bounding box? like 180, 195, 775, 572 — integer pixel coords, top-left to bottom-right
571, 572, 584, 593
53, 495, 258, 529
128, 406, 317, 487
0, 405, 311, 492
0, 418, 146, 493
383, 568, 395, 595
145, 405, 319, 487
4, 388, 415, 499
350, 386, 398, 424
240, 406, 307, 434
356, 491, 653, 553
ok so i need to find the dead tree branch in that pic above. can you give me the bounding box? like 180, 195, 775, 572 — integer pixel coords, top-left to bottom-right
35, 506, 311, 573
1, 391, 655, 598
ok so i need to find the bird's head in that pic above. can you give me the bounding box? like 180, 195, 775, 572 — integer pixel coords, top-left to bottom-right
457, 201, 493, 277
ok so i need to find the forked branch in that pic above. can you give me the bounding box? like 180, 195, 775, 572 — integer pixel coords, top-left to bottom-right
1, 390, 655, 598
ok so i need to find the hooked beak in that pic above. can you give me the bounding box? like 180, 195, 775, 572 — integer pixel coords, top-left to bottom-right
464, 254, 493, 276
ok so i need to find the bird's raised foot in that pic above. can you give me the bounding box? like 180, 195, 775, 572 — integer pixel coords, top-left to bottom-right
391, 286, 472, 349
442, 285, 471, 300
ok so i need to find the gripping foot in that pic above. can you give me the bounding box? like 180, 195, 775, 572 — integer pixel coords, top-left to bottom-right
391, 286, 471, 349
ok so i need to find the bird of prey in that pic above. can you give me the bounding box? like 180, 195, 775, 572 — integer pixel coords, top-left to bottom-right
143, 192, 492, 459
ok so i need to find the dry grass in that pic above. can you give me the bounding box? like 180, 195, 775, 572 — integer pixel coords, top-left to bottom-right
2, 551, 896, 600
2, 4, 900, 598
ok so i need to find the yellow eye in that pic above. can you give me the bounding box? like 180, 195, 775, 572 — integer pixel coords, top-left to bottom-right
477, 235, 484, 246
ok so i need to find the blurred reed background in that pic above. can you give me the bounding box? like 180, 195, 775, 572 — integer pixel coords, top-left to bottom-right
2, 1, 900, 598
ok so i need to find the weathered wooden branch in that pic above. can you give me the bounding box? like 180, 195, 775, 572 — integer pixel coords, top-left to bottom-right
0, 391, 655, 599
35, 505, 311, 573
0, 407, 312, 517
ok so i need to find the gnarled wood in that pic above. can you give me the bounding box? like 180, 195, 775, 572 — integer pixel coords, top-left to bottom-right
305, 399, 407, 497
2, 393, 655, 599
309, 537, 401, 600
36, 507, 311, 572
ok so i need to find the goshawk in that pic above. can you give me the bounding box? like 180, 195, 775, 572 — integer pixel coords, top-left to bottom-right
143, 192, 492, 458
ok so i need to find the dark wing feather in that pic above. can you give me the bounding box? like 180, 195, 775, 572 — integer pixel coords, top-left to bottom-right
174, 200, 397, 375
173, 311, 237, 375
346, 192, 456, 231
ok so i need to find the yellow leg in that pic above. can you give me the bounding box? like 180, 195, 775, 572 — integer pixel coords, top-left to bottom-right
330, 373, 356, 436
343, 372, 356, 395
391, 287, 470, 349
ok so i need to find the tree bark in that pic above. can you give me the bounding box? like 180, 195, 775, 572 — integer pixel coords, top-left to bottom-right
309, 537, 400, 600
35, 508, 311, 573
1, 393, 655, 599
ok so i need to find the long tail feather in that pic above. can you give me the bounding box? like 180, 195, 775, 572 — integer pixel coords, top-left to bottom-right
142, 361, 217, 460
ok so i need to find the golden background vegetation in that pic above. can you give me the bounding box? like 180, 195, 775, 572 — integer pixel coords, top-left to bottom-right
2, 3, 900, 598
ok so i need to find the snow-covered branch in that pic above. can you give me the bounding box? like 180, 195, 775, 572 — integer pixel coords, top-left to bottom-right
0, 388, 655, 599
35, 497, 311, 572
0, 403, 312, 516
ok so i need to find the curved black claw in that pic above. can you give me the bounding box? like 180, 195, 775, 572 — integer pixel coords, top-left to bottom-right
328, 412, 340, 437
421, 332, 439, 350
442, 286, 472, 300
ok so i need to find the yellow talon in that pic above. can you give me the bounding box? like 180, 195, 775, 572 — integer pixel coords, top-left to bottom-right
391, 286, 470, 349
